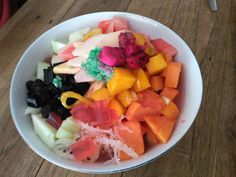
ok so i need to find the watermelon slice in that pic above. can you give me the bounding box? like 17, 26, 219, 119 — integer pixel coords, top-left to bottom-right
58, 43, 76, 61
70, 137, 98, 161
152, 38, 177, 57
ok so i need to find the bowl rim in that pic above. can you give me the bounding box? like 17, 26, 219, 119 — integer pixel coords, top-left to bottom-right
10, 11, 203, 174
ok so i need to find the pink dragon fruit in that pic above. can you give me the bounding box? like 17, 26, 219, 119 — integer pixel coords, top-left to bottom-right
126, 52, 149, 69
124, 44, 144, 57
119, 32, 135, 48
98, 46, 125, 67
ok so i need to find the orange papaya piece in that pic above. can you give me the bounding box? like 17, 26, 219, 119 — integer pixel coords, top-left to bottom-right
144, 115, 176, 143
116, 121, 144, 160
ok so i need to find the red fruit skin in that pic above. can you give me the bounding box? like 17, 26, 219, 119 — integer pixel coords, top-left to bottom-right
98, 46, 125, 66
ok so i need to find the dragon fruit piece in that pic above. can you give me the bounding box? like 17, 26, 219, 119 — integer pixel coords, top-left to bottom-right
126, 52, 149, 69
119, 32, 135, 48
98, 46, 125, 67
125, 44, 144, 57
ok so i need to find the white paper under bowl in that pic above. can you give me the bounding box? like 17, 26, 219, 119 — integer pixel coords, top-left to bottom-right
10, 12, 203, 174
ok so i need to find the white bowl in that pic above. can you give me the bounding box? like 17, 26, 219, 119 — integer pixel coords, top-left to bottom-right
10, 12, 203, 174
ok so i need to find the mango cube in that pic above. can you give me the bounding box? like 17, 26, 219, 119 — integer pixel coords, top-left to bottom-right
90, 87, 112, 101
146, 54, 168, 75
133, 33, 157, 56
108, 99, 125, 116
107, 68, 136, 95
132, 68, 150, 92
117, 90, 137, 108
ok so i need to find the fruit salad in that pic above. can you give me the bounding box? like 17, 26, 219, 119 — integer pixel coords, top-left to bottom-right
25, 16, 182, 164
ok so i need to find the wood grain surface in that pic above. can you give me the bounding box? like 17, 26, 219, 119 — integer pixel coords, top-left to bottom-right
0, 0, 235, 176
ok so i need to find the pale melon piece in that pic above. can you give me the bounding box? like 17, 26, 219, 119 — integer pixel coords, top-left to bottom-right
61, 116, 80, 134
37, 61, 50, 80
32, 114, 56, 148
56, 127, 75, 139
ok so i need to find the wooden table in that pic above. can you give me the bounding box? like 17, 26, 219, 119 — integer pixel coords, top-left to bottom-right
0, 0, 235, 176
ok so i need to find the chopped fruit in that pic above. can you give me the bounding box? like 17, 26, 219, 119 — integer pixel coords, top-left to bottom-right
152, 38, 177, 57
132, 68, 151, 92
115, 121, 144, 160
61, 116, 80, 133
117, 90, 137, 108
125, 101, 161, 121
85, 80, 105, 97
32, 114, 56, 148
146, 54, 168, 75
90, 87, 113, 101
107, 68, 136, 95
162, 101, 180, 119
119, 32, 135, 48
137, 89, 164, 111
82, 28, 102, 41
165, 62, 182, 88
56, 127, 75, 139
149, 76, 164, 92
160, 87, 179, 100
161, 96, 171, 105
98, 46, 125, 66
58, 43, 76, 61
70, 137, 98, 161
144, 115, 176, 143
37, 61, 50, 81
108, 99, 125, 116
53, 62, 80, 75
133, 33, 157, 56
68, 27, 90, 42
144, 69, 150, 80
98, 20, 114, 33
71, 101, 119, 128
143, 123, 159, 146
113, 16, 129, 31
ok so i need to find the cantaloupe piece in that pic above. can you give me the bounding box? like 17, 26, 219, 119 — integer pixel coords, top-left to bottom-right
144, 115, 176, 143
160, 87, 179, 100
165, 62, 182, 88
108, 99, 125, 116
162, 101, 180, 119
90, 87, 113, 101
116, 121, 144, 160
150, 76, 164, 92
142, 123, 159, 146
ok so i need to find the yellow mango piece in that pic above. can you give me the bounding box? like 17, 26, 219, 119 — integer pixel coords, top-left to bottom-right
132, 68, 151, 92
117, 90, 137, 108
90, 88, 113, 101
133, 33, 157, 56
82, 28, 102, 41
107, 68, 136, 95
108, 99, 125, 116
146, 54, 168, 75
